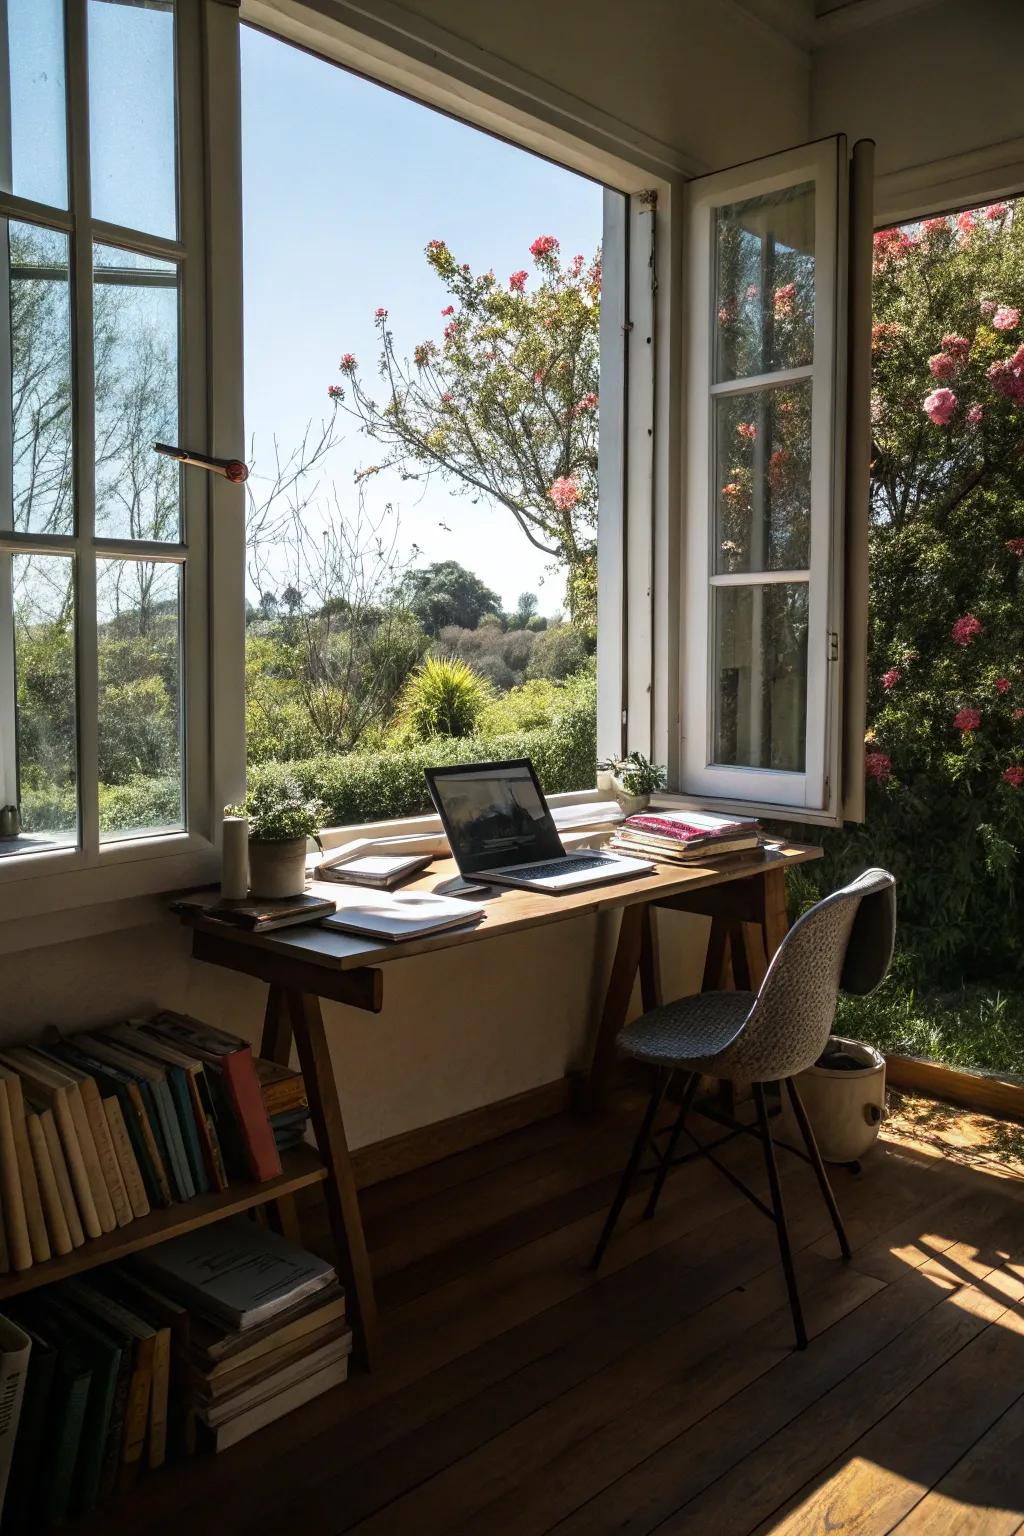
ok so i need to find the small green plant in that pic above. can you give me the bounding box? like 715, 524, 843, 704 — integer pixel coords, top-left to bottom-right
599, 751, 667, 796
395, 654, 491, 741
227, 769, 324, 843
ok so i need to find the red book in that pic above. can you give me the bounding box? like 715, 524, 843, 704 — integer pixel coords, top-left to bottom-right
147, 1014, 282, 1183
623, 810, 759, 844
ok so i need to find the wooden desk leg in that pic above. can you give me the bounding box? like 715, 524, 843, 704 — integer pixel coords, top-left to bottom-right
260, 986, 302, 1246
286, 990, 379, 1368
581, 903, 645, 1117
761, 865, 791, 960
639, 905, 662, 1013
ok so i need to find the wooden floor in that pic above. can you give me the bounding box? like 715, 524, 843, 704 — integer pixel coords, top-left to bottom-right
87, 1089, 1024, 1536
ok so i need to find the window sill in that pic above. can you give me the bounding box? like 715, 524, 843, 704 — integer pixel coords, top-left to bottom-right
316, 787, 607, 851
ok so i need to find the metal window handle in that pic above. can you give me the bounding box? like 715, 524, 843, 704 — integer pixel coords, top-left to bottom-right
153, 441, 249, 483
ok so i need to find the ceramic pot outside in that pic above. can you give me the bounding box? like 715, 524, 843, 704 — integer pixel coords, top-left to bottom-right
247, 835, 307, 898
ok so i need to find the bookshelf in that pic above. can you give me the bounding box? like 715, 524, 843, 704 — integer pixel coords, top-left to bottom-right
0, 1146, 327, 1302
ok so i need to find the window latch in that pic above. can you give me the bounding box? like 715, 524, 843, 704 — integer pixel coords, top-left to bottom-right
153, 441, 249, 483
828, 630, 840, 662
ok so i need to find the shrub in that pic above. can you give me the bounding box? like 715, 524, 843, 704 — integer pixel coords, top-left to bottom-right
227, 765, 324, 841
526, 623, 589, 681
396, 654, 491, 740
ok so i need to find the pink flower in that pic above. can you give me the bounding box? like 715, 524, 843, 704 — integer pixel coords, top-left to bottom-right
928, 353, 956, 380
573, 392, 598, 415
508, 270, 528, 292
923, 387, 957, 425
587, 257, 602, 292
530, 235, 560, 260
736, 421, 757, 441
441, 391, 453, 405
721, 482, 742, 499
1014, 707, 1024, 721
548, 476, 580, 512
746, 284, 759, 300
987, 344, 1024, 404
718, 299, 738, 325
993, 306, 1021, 331
1002, 766, 1024, 788
865, 751, 892, 783
986, 203, 1009, 220
967, 403, 984, 425
426, 239, 446, 252
326, 384, 343, 400
922, 217, 949, 238
374, 307, 387, 319
957, 210, 977, 239
440, 305, 454, 316
953, 707, 982, 732
942, 334, 970, 363
570, 253, 585, 277
980, 299, 998, 317
768, 449, 787, 489
339, 353, 357, 373
533, 369, 545, 385
773, 282, 797, 317
996, 677, 1011, 694
443, 321, 458, 341
882, 668, 901, 690
873, 228, 912, 268
952, 614, 983, 646
1006, 537, 1024, 556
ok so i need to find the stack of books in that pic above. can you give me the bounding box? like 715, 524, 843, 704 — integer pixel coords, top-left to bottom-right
608, 809, 763, 865
133, 1220, 350, 1453
0, 1015, 283, 1275
255, 1059, 310, 1153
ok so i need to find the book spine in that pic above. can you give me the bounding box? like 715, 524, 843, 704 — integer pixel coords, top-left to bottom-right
25, 1112, 73, 1257
4, 1077, 49, 1265
0, 1082, 32, 1272
0, 1329, 31, 1519
103, 1098, 150, 1220
187, 1075, 228, 1193
146, 1328, 171, 1470
126, 1083, 173, 1208
260, 1080, 307, 1117
117, 1337, 154, 1491
150, 1080, 195, 1202
78, 1078, 133, 1229
51, 1092, 102, 1241
66, 1085, 117, 1234
221, 1047, 282, 1183
0, 1191, 8, 1274
39, 1107, 86, 1248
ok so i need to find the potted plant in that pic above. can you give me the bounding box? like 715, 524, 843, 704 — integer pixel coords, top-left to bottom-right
226, 773, 325, 899
598, 752, 667, 816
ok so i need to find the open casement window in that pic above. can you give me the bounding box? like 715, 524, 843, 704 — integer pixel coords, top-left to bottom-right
681, 136, 863, 824
0, 0, 244, 916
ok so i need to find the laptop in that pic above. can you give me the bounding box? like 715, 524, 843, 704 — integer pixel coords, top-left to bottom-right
424, 758, 653, 892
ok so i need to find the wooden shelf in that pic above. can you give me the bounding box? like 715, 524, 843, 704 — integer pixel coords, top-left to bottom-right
0, 1146, 328, 1301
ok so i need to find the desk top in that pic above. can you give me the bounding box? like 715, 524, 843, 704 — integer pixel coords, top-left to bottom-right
181, 842, 822, 975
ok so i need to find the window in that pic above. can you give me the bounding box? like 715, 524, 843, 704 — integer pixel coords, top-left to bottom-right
0, 0, 242, 908
681, 138, 853, 822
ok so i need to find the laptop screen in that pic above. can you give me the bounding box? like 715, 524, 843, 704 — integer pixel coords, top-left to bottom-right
425, 759, 565, 876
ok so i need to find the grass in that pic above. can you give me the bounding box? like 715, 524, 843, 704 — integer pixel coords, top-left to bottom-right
837, 981, 1024, 1078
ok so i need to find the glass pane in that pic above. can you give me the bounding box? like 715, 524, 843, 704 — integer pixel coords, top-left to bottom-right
713, 583, 807, 772
714, 383, 811, 574
3, 0, 68, 208
88, 0, 176, 238
714, 181, 814, 383
97, 557, 183, 841
8, 220, 74, 535
94, 244, 180, 541
11, 552, 78, 851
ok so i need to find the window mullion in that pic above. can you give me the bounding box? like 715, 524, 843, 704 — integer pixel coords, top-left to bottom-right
66, 0, 99, 858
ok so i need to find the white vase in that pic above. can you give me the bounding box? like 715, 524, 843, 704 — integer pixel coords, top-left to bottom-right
247, 836, 308, 899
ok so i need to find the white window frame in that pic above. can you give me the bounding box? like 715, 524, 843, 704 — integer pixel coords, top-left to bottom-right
0, 0, 245, 921
680, 137, 848, 822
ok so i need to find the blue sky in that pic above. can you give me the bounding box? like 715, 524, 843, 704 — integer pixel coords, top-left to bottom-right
239, 26, 603, 612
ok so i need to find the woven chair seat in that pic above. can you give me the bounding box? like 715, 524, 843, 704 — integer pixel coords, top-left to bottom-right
618, 990, 757, 1073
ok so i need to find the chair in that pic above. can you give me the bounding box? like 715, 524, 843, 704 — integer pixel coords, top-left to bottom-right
589, 867, 896, 1349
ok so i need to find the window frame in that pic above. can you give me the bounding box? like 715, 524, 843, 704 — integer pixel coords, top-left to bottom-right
0, 0, 244, 919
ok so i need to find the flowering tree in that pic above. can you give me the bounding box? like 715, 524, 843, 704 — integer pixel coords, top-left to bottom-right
327, 235, 601, 626
807, 201, 1024, 985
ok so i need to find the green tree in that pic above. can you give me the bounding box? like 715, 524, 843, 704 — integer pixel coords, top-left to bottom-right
395, 654, 491, 741
331, 235, 601, 625
400, 560, 501, 636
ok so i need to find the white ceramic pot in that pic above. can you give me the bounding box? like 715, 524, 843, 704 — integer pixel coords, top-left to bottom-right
611, 780, 650, 817
785, 1035, 886, 1164
596, 768, 616, 797
247, 836, 308, 899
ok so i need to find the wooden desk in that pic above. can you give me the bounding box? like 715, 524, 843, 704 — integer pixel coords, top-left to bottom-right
182, 842, 821, 1367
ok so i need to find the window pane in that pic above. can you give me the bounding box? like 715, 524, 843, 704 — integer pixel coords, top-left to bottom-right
714, 383, 811, 574
11, 552, 78, 851
714, 182, 814, 383
713, 583, 807, 772
88, 0, 176, 238
3, 0, 68, 208
7, 221, 74, 535
97, 557, 183, 841
94, 244, 180, 541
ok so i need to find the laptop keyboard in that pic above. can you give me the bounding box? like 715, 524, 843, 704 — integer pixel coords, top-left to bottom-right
512, 855, 616, 879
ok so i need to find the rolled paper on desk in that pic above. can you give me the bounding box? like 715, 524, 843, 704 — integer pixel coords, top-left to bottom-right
221, 815, 249, 900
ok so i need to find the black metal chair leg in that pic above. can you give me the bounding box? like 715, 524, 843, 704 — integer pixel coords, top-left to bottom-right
643, 1072, 699, 1220
754, 1081, 807, 1350
785, 1077, 852, 1261
589, 1069, 671, 1270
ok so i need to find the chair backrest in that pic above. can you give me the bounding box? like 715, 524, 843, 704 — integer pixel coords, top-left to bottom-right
718, 868, 896, 1082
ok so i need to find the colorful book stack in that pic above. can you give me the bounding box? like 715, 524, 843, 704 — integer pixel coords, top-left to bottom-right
255, 1058, 310, 1154
0, 1226, 349, 1525
0, 1015, 283, 1277
608, 809, 764, 865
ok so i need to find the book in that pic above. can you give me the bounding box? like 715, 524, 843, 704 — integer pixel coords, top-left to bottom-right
25, 1111, 73, 1257
0, 1314, 32, 1522
59, 1038, 174, 1211
105, 1025, 211, 1198
198, 1331, 351, 1426
2, 1320, 56, 1535
132, 1219, 337, 1331
0, 1069, 49, 1266
0, 1051, 102, 1242
148, 1013, 281, 1184
191, 1316, 350, 1403
36, 1334, 92, 1526
314, 849, 433, 888
609, 831, 762, 859
320, 889, 485, 942
0, 1080, 32, 1272
32, 1044, 134, 1230
36, 1296, 123, 1515
201, 1352, 350, 1452
188, 1282, 346, 1368
100, 1268, 192, 1462
38, 1040, 151, 1220
171, 891, 336, 932
37, 1106, 86, 1248
129, 1023, 230, 1192
76, 1034, 195, 1203
2, 1048, 116, 1235
254, 1057, 307, 1117
62, 1281, 159, 1492
618, 809, 761, 845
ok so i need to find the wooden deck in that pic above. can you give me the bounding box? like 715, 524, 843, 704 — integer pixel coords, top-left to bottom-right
87, 1090, 1024, 1536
